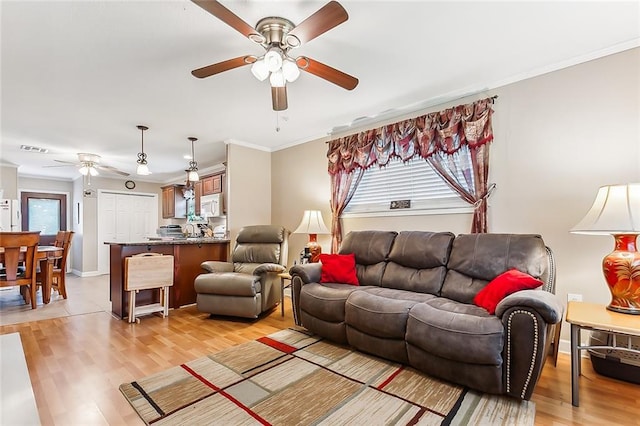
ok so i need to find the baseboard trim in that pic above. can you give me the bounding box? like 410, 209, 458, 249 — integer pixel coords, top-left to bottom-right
71, 269, 105, 278
559, 338, 590, 358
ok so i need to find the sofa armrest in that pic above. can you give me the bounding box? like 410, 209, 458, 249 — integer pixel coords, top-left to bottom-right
495, 290, 564, 324
289, 263, 323, 326
498, 291, 564, 400
200, 261, 234, 273
253, 263, 286, 275
290, 263, 322, 284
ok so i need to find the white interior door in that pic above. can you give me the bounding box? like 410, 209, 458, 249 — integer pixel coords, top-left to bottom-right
97, 191, 158, 275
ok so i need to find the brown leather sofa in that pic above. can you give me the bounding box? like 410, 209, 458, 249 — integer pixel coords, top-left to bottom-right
195, 225, 289, 319
290, 230, 563, 400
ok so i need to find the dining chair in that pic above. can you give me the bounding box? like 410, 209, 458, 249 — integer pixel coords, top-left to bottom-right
37, 230, 74, 299
0, 231, 41, 309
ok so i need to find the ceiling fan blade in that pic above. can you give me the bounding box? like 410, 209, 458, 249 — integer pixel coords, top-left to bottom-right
43, 164, 76, 168
53, 159, 77, 165
192, 56, 254, 79
296, 56, 358, 90
97, 165, 130, 177
271, 86, 288, 111
192, 0, 261, 40
288, 1, 348, 45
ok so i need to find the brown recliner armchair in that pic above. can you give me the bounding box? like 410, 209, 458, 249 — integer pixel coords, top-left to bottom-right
194, 225, 289, 319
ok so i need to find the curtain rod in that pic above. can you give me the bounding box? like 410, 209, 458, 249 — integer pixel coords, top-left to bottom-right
327, 95, 498, 142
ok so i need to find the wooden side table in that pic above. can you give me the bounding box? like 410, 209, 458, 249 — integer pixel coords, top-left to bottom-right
565, 301, 640, 407
278, 272, 292, 317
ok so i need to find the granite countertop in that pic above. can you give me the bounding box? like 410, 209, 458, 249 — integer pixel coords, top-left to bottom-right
104, 238, 230, 246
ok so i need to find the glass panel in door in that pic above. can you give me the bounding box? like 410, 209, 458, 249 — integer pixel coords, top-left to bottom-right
21, 192, 67, 246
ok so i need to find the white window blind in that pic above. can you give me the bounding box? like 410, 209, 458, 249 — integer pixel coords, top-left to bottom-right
343, 156, 472, 216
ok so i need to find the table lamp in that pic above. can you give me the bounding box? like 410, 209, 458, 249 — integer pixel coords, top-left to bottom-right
571, 183, 640, 315
293, 210, 330, 263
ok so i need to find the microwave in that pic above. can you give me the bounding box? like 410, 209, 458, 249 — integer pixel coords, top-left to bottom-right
200, 193, 223, 217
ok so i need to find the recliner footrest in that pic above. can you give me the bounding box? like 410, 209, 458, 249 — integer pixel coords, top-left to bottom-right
194, 272, 261, 297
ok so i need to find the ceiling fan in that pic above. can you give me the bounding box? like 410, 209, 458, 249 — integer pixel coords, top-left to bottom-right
191, 0, 359, 111
47, 153, 130, 177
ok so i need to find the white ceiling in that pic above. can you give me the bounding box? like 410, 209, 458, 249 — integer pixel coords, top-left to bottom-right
2, 1, 639, 183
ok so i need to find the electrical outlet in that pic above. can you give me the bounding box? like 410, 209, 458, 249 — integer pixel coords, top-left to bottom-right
567, 293, 583, 302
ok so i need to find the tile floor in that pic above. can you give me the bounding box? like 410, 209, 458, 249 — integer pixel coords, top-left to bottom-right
0, 274, 111, 326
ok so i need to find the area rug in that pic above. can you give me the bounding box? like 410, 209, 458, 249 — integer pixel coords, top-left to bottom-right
120, 328, 535, 425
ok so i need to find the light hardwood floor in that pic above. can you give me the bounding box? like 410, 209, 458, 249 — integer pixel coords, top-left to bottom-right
0, 276, 638, 425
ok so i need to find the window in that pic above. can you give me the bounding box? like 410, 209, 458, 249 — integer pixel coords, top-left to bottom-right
20, 192, 67, 245
343, 156, 472, 216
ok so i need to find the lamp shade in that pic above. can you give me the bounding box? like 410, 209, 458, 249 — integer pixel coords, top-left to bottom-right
136, 163, 151, 175
251, 59, 269, 81
571, 183, 640, 235
294, 210, 330, 235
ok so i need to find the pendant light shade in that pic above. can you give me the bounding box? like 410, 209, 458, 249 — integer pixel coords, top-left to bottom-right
136, 125, 152, 175
187, 137, 199, 182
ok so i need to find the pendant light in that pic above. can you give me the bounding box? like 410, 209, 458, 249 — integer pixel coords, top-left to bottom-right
187, 137, 199, 182
136, 125, 151, 175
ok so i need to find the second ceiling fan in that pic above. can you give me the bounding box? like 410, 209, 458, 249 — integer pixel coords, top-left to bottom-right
191, 0, 359, 111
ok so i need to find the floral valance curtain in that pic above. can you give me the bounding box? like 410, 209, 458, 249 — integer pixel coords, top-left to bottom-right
326, 97, 495, 251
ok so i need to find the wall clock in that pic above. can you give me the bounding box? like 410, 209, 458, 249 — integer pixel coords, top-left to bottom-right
125, 180, 136, 190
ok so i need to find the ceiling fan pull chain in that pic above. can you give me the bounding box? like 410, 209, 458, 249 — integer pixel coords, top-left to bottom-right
276, 111, 281, 132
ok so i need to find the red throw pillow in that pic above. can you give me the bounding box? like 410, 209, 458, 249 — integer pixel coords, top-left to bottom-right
474, 269, 543, 314
319, 253, 359, 286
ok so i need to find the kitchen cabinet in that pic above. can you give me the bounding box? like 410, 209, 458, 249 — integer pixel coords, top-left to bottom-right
161, 184, 186, 219
193, 181, 202, 216
201, 173, 223, 195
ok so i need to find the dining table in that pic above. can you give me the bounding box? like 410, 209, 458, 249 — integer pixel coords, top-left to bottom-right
0, 245, 63, 305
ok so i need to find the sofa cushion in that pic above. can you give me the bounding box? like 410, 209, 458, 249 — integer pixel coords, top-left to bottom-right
406, 299, 504, 366
194, 272, 261, 296
233, 244, 281, 264
345, 289, 434, 339
474, 269, 543, 314
339, 231, 397, 287
441, 233, 548, 304
319, 253, 359, 286
387, 231, 455, 269
300, 283, 364, 323
381, 231, 453, 294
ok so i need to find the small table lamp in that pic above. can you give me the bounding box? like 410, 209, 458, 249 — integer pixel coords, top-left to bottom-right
293, 210, 330, 263
571, 183, 640, 315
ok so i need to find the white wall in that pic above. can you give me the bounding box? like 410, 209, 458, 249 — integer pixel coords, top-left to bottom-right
226, 143, 272, 242
272, 48, 640, 343
272, 139, 332, 265
0, 165, 19, 199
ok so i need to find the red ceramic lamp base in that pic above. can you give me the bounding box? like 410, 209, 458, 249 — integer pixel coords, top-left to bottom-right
603, 234, 640, 315
308, 234, 322, 263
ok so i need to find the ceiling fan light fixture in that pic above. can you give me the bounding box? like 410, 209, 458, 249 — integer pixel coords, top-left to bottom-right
89, 166, 99, 176
282, 59, 300, 82
270, 70, 286, 87
264, 49, 283, 72
251, 59, 269, 81
79, 165, 89, 176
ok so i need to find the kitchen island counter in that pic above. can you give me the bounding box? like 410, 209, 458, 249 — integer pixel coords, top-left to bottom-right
106, 239, 230, 319
106, 238, 230, 246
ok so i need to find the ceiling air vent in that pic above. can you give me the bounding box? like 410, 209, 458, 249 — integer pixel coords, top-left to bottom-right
20, 145, 49, 153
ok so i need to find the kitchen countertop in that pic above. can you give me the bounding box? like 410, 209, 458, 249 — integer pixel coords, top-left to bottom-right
104, 238, 230, 246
